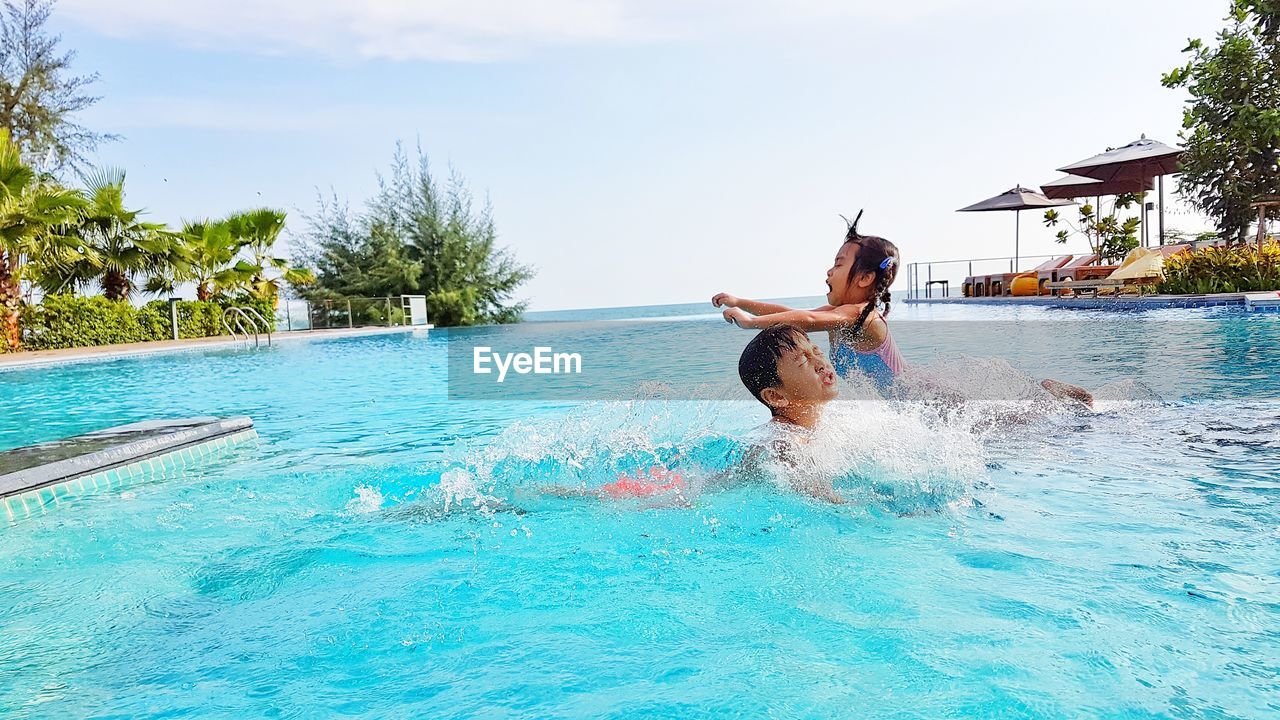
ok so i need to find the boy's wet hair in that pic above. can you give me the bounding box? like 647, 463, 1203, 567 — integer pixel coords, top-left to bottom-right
738, 324, 810, 412
841, 209, 900, 339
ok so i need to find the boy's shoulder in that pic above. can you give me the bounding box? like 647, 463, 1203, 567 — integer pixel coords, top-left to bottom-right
745, 419, 814, 468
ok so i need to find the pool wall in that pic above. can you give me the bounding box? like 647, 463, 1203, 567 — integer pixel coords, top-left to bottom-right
1, 418, 257, 523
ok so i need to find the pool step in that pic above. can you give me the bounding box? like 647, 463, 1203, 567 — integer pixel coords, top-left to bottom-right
1244, 291, 1280, 312
0, 417, 256, 522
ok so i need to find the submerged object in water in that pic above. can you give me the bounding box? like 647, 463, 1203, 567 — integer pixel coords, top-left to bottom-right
600, 467, 687, 499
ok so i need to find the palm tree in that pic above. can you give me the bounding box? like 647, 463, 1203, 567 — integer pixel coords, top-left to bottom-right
0, 130, 84, 351
177, 219, 255, 301
226, 208, 314, 303
65, 169, 177, 301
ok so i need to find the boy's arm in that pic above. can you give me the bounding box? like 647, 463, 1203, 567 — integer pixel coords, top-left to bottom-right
766, 436, 849, 504
803, 483, 848, 505
724, 305, 858, 332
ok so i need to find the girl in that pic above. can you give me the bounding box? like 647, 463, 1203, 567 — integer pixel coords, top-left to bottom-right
713, 210, 905, 391
713, 211, 1093, 405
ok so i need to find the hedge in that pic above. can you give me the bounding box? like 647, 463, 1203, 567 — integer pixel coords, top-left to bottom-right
19, 295, 276, 351
1158, 240, 1280, 295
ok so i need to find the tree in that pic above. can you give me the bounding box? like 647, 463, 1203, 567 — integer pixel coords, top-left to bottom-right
300, 143, 533, 326
59, 169, 177, 301
0, 128, 81, 350
302, 195, 421, 298
0, 0, 112, 172
1163, 0, 1280, 244
225, 207, 314, 303
159, 219, 254, 301
1044, 194, 1143, 263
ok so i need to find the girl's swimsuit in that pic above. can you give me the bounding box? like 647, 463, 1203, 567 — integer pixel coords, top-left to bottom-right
830, 322, 906, 390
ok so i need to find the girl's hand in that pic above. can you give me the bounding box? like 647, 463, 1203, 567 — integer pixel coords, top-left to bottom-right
723, 307, 752, 328
711, 292, 740, 308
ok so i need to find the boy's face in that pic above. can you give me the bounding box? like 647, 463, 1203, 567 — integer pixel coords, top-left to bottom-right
762, 337, 839, 410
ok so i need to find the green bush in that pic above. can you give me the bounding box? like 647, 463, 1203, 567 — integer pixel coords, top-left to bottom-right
22, 295, 153, 349
19, 295, 275, 351
1158, 241, 1280, 294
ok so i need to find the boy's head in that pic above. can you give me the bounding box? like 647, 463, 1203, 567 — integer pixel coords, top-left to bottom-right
738, 324, 838, 416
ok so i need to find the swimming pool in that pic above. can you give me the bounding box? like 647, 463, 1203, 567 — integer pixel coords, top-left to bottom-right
2, 302, 1278, 718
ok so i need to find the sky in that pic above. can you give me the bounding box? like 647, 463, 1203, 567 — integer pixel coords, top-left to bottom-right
52, 0, 1226, 310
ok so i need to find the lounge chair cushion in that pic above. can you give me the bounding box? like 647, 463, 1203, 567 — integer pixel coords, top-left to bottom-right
1031, 255, 1073, 272
1062, 254, 1099, 268
1108, 247, 1165, 281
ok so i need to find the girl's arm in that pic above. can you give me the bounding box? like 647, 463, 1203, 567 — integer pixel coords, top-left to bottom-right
737, 299, 795, 315
724, 305, 859, 332
712, 293, 825, 316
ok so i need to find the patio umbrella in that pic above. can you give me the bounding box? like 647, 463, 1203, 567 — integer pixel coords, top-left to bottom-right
1042, 174, 1157, 246
1040, 174, 1153, 200
1057, 136, 1183, 244
957, 186, 1075, 269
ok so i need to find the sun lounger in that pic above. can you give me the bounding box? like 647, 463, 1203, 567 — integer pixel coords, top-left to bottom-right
1157, 243, 1191, 258
1045, 245, 1186, 297
989, 256, 1073, 297
1044, 276, 1162, 297
1034, 253, 1097, 294
966, 255, 1072, 297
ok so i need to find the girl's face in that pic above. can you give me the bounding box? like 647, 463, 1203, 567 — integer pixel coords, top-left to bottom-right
825, 242, 874, 306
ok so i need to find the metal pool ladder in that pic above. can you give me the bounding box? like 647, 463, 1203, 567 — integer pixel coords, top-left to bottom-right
221, 306, 273, 348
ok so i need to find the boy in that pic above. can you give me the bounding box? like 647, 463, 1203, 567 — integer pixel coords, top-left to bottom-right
737, 324, 847, 504
540, 324, 847, 505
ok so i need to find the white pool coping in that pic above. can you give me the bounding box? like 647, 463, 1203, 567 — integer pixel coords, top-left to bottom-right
0, 324, 432, 372
1, 417, 259, 523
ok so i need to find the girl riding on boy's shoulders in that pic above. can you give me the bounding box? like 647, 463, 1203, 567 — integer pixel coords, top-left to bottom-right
713, 210, 905, 391
714, 210, 1092, 406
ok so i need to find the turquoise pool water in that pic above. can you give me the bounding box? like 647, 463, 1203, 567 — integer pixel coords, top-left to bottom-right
1, 302, 1278, 718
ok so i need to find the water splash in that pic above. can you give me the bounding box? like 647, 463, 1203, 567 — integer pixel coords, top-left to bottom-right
394, 385, 991, 516
345, 484, 384, 514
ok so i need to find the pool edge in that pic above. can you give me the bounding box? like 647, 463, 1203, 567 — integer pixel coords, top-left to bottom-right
2, 421, 259, 524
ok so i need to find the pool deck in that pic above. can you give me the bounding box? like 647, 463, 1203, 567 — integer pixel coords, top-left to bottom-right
906, 292, 1280, 311
0, 324, 430, 371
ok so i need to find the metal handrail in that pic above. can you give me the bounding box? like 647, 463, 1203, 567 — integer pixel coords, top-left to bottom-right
239, 307, 272, 346
903, 252, 1089, 300
220, 306, 272, 348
